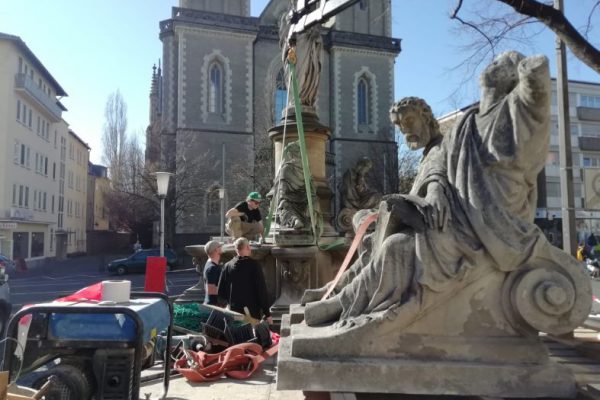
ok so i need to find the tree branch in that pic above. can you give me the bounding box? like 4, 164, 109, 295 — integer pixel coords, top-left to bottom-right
451, 0, 497, 53
496, 0, 600, 74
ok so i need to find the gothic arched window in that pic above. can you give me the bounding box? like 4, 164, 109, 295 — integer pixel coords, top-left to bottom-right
208, 62, 224, 114
274, 68, 287, 123
357, 77, 369, 125
207, 187, 221, 216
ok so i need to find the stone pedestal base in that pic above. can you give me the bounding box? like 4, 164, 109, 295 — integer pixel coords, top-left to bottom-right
278, 309, 577, 398
269, 246, 343, 326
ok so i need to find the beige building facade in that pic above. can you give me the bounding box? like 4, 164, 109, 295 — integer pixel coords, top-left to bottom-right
64, 130, 89, 255
87, 163, 110, 231
0, 32, 90, 264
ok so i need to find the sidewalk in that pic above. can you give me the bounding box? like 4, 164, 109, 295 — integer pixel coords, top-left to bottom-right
140, 358, 306, 400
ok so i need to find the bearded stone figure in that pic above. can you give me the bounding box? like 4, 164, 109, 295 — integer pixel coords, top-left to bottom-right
278, 52, 592, 398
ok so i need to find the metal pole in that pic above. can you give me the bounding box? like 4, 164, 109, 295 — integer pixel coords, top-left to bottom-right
221, 143, 225, 242
555, 0, 577, 256
160, 196, 165, 257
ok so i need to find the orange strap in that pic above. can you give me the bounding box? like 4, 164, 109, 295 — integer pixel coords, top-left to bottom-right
175, 342, 279, 382
321, 212, 378, 300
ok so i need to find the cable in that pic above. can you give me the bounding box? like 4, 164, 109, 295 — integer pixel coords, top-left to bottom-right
0, 336, 25, 385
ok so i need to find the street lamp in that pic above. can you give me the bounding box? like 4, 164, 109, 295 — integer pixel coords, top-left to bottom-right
155, 172, 173, 257
219, 188, 225, 242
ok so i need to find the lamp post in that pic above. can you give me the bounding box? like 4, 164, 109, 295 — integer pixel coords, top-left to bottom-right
219, 188, 225, 242
155, 172, 173, 257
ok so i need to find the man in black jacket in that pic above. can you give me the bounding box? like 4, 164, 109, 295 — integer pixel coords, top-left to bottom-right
218, 237, 273, 324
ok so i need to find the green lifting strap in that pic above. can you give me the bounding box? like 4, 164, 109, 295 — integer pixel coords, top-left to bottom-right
264, 54, 345, 251
288, 60, 318, 242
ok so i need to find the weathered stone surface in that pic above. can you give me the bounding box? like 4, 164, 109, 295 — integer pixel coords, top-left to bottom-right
277, 52, 593, 398
337, 158, 381, 234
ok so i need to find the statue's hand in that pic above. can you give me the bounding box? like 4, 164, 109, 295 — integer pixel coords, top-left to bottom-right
424, 182, 450, 232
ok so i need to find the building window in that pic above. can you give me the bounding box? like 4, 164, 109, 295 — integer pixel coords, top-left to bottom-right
16, 100, 21, 120
13, 141, 19, 164
31, 232, 44, 257
12, 184, 17, 205
207, 187, 221, 216
18, 185, 23, 206
52, 195, 55, 213
208, 62, 224, 114
28, 109, 32, 128
357, 77, 369, 125
13, 232, 29, 259
24, 186, 29, 208
581, 95, 600, 108
274, 68, 287, 124
547, 182, 561, 198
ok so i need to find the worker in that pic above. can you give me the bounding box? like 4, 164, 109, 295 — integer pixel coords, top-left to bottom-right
217, 237, 273, 324
203, 240, 223, 306
225, 192, 264, 241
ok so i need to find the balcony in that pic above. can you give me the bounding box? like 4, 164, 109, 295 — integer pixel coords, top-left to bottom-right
14, 73, 63, 122
577, 107, 600, 122
579, 136, 600, 152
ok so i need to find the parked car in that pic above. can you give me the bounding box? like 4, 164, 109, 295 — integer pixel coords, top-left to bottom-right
0, 254, 15, 272
107, 248, 178, 275
0, 260, 11, 336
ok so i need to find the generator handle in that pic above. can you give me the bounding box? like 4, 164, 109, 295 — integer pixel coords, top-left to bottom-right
131, 292, 173, 400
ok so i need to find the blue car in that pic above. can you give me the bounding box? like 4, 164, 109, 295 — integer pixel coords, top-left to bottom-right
107, 249, 178, 275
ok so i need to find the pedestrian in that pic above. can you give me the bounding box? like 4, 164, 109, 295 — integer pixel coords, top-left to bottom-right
203, 240, 223, 306
225, 192, 264, 241
133, 240, 142, 252
217, 237, 272, 324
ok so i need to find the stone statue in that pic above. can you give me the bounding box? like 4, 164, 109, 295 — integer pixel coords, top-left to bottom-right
278, 52, 592, 398
267, 141, 312, 230
304, 96, 442, 306
304, 52, 590, 331
337, 158, 382, 232
279, 9, 322, 109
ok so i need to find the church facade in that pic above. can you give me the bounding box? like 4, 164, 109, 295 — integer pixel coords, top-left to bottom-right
147, 0, 401, 245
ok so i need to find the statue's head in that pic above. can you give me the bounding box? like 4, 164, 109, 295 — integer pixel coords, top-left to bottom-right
480, 51, 525, 100
390, 97, 439, 150
356, 157, 373, 174
284, 141, 301, 160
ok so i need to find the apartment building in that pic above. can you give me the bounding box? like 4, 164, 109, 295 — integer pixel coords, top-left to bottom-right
0, 32, 91, 264
541, 80, 600, 245
0, 33, 68, 265
437, 79, 600, 247
64, 130, 89, 255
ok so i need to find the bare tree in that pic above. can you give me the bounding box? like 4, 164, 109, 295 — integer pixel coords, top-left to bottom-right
450, 0, 600, 75
102, 90, 128, 185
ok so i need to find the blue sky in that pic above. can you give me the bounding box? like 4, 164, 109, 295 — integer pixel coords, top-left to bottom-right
2, 1, 598, 164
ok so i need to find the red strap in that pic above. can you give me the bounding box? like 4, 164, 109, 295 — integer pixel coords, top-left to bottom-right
175, 342, 278, 382
321, 212, 378, 300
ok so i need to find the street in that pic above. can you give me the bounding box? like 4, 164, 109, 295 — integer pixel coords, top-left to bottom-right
8, 254, 200, 311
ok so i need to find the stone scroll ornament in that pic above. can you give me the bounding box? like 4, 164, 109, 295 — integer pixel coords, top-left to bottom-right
303, 51, 592, 336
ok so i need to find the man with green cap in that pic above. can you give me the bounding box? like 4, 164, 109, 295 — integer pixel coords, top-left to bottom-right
225, 191, 264, 241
